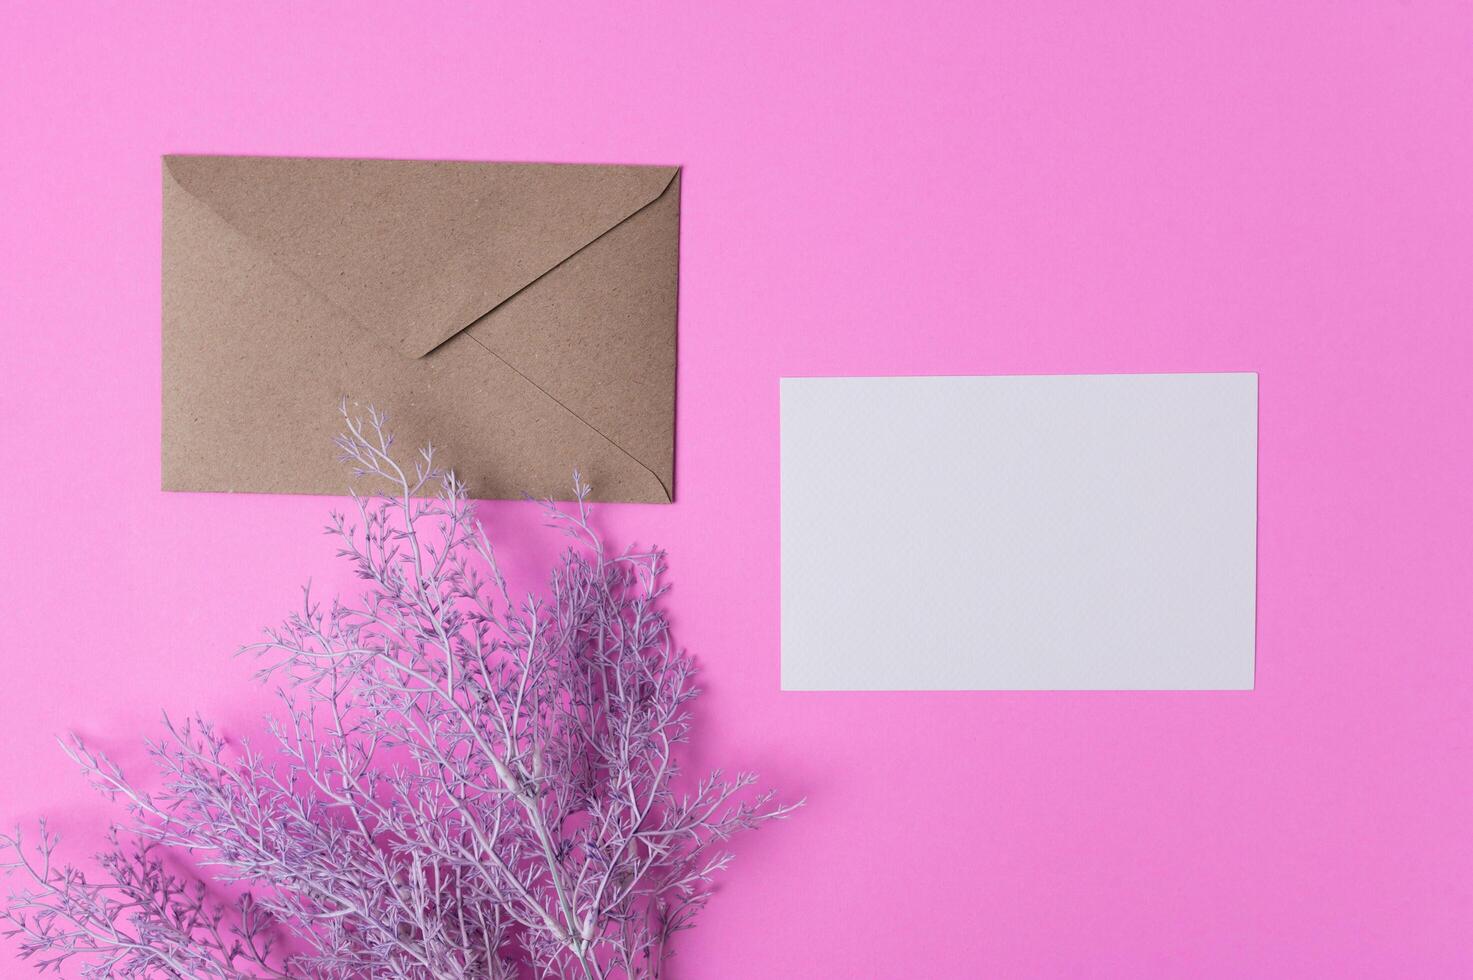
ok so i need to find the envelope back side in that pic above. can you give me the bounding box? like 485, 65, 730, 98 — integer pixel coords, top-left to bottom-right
163, 155, 680, 502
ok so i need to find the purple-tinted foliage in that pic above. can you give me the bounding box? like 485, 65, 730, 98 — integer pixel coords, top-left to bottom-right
2, 405, 797, 978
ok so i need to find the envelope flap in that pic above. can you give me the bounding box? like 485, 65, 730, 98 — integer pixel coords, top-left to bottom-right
163, 155, 678, 358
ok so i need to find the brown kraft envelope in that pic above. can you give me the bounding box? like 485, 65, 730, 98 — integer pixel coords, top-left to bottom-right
162, 155, 680, 502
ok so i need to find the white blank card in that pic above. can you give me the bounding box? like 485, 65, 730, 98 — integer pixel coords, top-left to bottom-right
780, 373, 1258, 691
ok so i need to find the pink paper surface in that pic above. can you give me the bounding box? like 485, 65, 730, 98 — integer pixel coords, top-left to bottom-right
2, 2, 1470, 977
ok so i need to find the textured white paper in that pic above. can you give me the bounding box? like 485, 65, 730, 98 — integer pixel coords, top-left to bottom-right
780, 373, 1258, 691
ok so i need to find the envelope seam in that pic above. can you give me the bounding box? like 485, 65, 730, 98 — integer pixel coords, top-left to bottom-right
417, 170, 679, 359
461, 331, 673, 502
168, 157, 678, 360
165, 165, 385, 345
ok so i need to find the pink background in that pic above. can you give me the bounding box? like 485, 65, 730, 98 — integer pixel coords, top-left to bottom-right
3, 2, 1471, 976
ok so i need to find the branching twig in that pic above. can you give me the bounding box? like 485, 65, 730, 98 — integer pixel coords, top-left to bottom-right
2, 402, 798, 979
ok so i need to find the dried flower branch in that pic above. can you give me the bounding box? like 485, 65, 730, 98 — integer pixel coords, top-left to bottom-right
4, 404, 797, 978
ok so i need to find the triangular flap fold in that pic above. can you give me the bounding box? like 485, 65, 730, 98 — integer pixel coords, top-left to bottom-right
462, 171, 681, 501
163, 155, 678, 357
